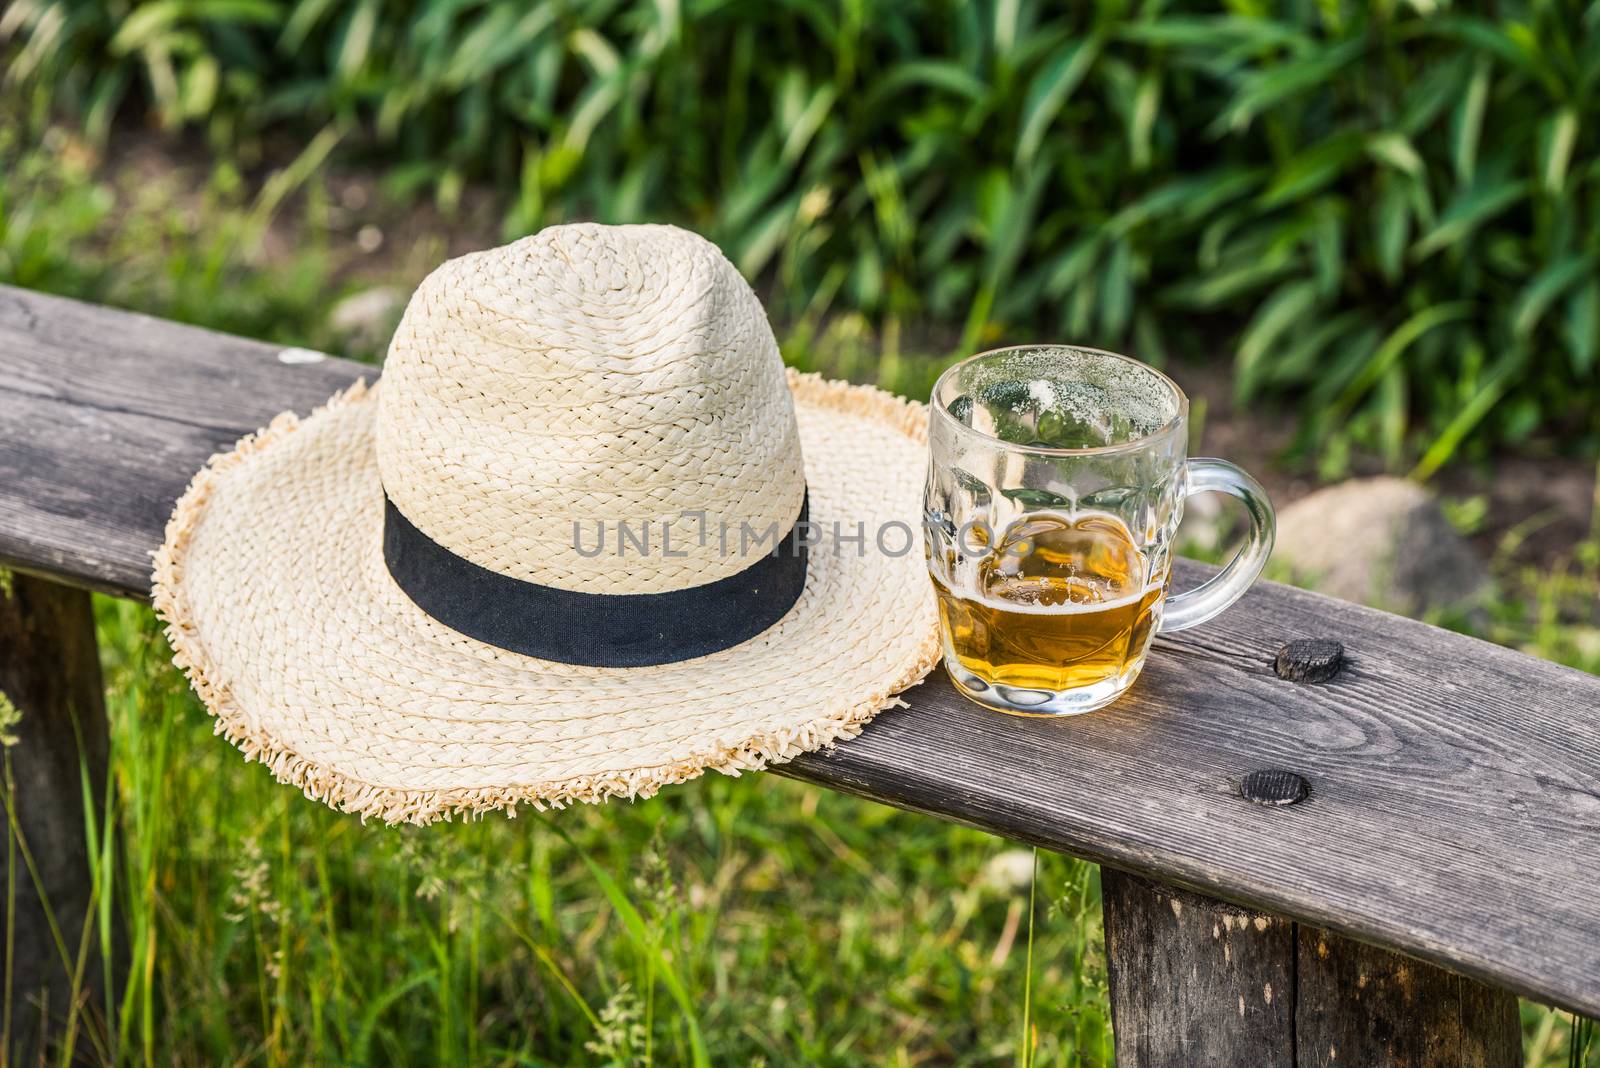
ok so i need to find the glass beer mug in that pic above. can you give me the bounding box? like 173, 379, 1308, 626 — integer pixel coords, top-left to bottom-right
924, 345, 1275, 716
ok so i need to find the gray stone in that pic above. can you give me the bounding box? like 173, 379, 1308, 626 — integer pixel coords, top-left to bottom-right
1274, 477, 1490, 616
327, 286, 405, 352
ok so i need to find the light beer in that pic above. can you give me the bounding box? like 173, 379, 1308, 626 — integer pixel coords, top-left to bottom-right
931, 510, 1164, 695
927, 346, 1275, 714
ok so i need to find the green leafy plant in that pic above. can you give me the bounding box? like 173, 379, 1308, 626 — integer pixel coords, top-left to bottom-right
5, 0, 1600, 468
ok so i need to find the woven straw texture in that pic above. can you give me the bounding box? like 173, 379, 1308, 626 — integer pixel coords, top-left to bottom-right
151, 225, 940, 825
378, 224, 806, 592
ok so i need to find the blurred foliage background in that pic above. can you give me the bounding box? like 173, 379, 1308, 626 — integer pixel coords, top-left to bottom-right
6, 0, 1600, 475
3, 1, 1600, 1065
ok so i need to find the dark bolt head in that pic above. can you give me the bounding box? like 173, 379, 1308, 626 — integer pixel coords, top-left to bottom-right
1240, 769, 1310, 807
1274, 639, 1344, 683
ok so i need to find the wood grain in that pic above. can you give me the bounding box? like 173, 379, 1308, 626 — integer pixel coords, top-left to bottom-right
0, 287, 363, 597
1, 284, 1598, 1015
0, 572, 113, 1063
1103, 870, 1520, 1067
1102, 870, 1295, 1067
1295, 926, 1521, 1067
788, 594, 1600, 1018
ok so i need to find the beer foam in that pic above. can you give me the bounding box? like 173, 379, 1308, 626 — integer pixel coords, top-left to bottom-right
963, 346, 1177, 440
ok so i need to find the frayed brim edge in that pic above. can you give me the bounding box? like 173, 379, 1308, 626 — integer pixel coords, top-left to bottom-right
150, 370, 943, 826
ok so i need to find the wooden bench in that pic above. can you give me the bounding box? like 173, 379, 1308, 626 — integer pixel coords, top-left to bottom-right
2, 284, 1597, 1065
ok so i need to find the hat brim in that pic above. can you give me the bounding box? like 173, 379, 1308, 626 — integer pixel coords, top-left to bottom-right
152, 369, 941, 824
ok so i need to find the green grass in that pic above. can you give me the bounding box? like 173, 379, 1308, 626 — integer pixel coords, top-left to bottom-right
65, 592, 1600, 1066
1, 104, 1598, 1067
66, 596, 1114, 1066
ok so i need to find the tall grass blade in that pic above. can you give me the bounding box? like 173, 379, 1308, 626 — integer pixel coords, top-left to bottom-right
545, 822, 710, 1068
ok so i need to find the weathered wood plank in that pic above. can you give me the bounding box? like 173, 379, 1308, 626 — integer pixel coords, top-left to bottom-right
788, 605, 1600, 1017
1103, 870, 1521, 1068
0, 287, 362, 597
1294, 926, 1521, 1067
0, 571, 113, 1063
1102, 870, 1295, 1067
1, 283, 1598, 1016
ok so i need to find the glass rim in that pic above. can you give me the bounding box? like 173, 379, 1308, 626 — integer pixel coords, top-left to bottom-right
929, 344, 1189, 457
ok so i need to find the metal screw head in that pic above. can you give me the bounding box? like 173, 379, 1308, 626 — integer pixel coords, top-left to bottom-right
1240, 769, 1309, 806
1274, 639, 1344, 683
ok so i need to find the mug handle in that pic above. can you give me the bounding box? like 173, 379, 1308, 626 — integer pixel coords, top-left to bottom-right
1159, 458, 1276, 633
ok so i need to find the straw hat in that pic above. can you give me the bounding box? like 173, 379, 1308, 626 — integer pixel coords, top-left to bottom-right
152, 223, 940, 824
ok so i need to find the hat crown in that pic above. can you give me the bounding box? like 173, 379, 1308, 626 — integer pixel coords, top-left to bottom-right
375, 224, 805, 594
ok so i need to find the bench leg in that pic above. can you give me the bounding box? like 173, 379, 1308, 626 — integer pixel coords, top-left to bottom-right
1101, 868, 1521, 1068
0, 572, 113, 1063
